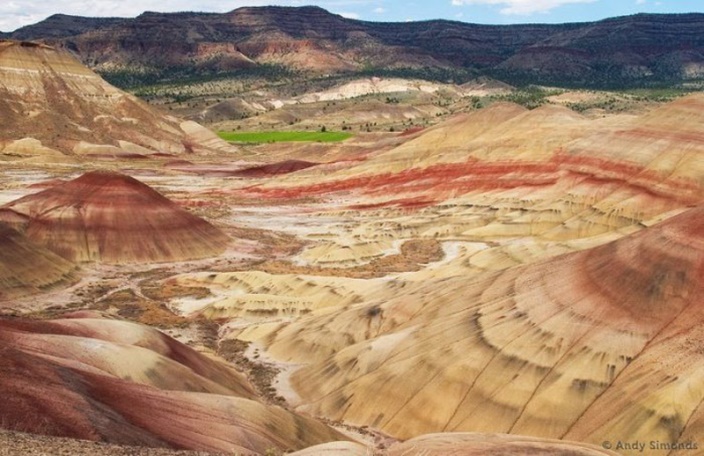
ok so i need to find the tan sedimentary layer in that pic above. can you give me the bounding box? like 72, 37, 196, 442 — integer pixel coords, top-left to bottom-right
258, 203, 704, 454
0, 222, 77, 300
0, 40, 237, 159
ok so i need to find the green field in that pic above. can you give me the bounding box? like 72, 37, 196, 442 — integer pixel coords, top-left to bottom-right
218, 131, 353, 143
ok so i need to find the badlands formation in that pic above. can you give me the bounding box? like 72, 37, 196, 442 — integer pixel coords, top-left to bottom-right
0, 314, 346, 454
1, 39, 704, 456
0, 222, 76, 299
1, 171, 229, 263
0, 40, 236, 159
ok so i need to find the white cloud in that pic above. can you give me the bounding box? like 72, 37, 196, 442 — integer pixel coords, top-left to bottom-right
450, 0, 598, 15
373, 7, 386, 13
635, 0, 646, 4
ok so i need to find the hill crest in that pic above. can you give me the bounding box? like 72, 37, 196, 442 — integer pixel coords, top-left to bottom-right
9, 8, 704, 88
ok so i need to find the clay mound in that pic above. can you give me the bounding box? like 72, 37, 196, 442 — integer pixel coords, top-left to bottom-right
289, 434, 618, 455
0, 138, 70, 164
245, 102, 592, 202
0, 315, 256, 398
462, 104, 589, 161
244, 96, 701, 241
263, 203, 704, 447
0, 315, 346, 454
0, 40, 237, 159
562, 93, 704, 204
167, 271, 363, 322
386, 433, 618, 456
235, 160, 318, 177
0, 222, 76, 300
279, 103, 583, 185
344, 102, 529, 174
4, 171, 229, 264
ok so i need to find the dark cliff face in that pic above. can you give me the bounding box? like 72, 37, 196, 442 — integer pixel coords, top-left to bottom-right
10, 7, 704, 87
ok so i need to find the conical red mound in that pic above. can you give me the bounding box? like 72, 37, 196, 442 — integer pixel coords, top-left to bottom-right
4, 171, 229, 264
0, 222, 76, 300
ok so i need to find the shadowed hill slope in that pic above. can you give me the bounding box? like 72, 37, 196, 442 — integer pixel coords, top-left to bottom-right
0, 222, 77, 300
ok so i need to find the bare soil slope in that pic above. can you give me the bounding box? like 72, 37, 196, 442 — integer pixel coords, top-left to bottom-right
0, 40, 237, 159
3, 171, 229, 264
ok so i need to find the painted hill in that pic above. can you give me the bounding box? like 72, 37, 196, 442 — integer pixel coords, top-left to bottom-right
2, 171, 229, 264
260, 198, 704, 448
156, 92, 704, 455
0, 222, 76, 300
243, 94, 704, 233
384, 433, 619, 456
563, 93, 704, 205
9, 8, 704, 87
0, 315, 345, 454
0, 40, 237, 160
289, 434, 618, 455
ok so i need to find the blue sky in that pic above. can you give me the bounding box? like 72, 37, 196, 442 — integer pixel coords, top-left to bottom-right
2, 0, 704, 32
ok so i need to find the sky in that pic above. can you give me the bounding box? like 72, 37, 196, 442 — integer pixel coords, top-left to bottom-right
2, 0, 704, 32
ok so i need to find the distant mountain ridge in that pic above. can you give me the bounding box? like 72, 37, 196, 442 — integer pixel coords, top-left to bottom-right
9, 6, 704, 88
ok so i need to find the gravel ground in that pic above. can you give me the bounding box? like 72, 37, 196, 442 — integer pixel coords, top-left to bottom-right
0, 431, 222, 456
